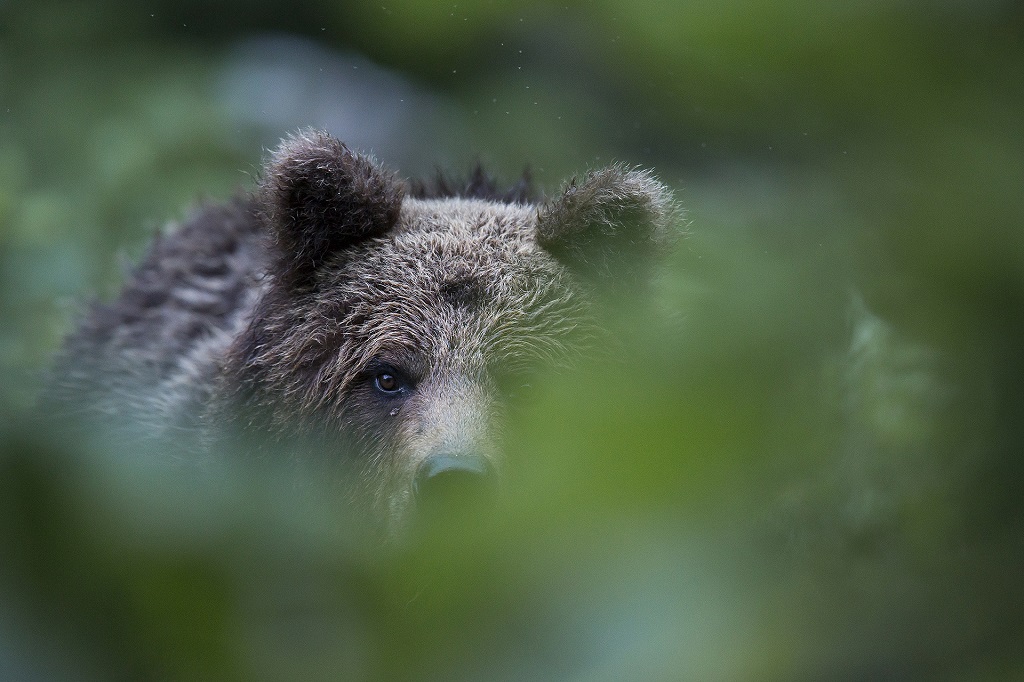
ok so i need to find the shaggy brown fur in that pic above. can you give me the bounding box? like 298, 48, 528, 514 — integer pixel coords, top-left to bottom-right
45, 129, 677, 537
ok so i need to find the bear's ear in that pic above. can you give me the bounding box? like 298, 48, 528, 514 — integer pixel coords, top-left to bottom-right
260, 130, 404, 284
536, 165, 677, 286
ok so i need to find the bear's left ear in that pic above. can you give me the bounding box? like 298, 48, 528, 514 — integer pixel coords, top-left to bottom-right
536, 165, 678, 285
260, 130, 404, 284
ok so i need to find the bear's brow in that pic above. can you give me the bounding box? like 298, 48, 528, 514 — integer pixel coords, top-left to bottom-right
439, 276, 483, 308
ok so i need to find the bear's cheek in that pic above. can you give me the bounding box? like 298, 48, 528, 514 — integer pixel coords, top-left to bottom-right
340, 388, 409, 448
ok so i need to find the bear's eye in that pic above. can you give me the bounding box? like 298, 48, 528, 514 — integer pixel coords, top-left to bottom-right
374, 372, 401, 393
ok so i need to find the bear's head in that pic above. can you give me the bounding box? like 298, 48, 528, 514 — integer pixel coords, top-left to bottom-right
215, 130, 676, 537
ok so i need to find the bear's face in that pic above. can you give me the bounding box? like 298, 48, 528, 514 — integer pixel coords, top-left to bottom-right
217, 131, 674, 537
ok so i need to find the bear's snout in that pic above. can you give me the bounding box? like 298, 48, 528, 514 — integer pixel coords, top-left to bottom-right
413, 453, 495, 512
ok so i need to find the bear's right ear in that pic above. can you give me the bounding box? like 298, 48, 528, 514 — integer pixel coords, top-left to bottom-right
259, 130, 404, 284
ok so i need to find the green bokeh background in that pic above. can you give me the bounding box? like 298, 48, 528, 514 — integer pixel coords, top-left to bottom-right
2, 1, 1022, 680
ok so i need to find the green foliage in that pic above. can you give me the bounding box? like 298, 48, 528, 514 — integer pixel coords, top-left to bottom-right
2, 0, 1022, 679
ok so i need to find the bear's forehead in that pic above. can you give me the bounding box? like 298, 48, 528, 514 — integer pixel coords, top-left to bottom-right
301, 196, 593, 378
395, 198, 538, 242
360, 197, 557, 296
312, 197, 587, 365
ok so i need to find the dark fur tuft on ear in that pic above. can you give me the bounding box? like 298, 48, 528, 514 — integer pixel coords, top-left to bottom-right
536, 165, 678, 285
260, 130, 404, 284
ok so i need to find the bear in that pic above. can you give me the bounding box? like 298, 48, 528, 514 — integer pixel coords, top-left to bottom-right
44, 130, 677, 538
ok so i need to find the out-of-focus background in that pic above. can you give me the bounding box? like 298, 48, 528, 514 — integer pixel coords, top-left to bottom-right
2, 1, 1022, 680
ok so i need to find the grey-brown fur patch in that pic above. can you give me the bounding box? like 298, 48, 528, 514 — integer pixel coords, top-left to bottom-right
439, 271, 483, 308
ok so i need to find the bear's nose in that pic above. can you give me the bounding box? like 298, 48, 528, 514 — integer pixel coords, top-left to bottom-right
414, 454, 494, 510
